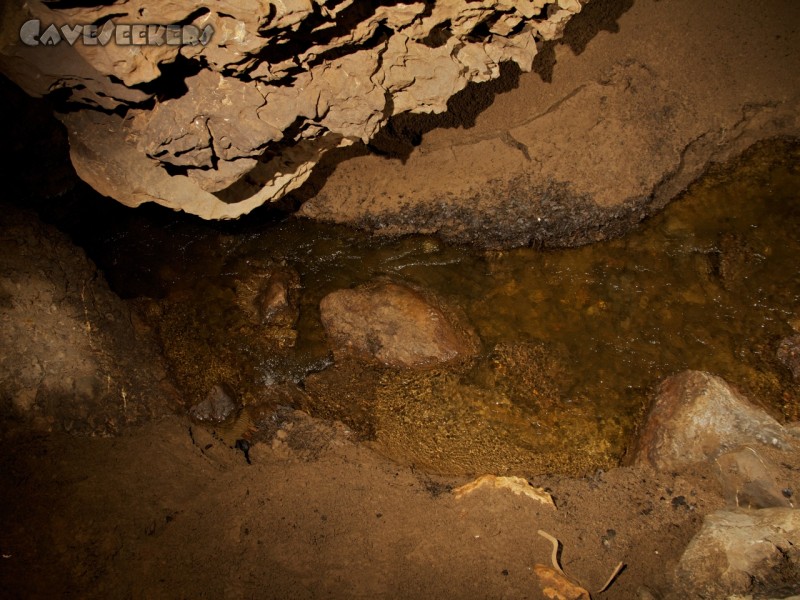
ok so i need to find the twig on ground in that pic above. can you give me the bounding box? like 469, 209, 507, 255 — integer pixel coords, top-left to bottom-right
537, 529, 565, 575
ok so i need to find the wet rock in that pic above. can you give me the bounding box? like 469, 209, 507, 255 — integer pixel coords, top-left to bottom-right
633, 371, 791, 471
233, 263, 300, 329
778, 334, 800, 381
467, 341, 565, 410
673, 508, 800, 598
0, 207, 178, 436
319, 282, 479, 368
715, 447, 793, 509
709, 232, 759, 289
188, 384, 238, 423
301, 362, 382, 440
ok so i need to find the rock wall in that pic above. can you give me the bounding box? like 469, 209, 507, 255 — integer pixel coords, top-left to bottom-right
0, 0, 585, 219
0, 207, 179, 436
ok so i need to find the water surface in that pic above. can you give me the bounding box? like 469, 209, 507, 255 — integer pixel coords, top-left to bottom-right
88, 140, 800, 475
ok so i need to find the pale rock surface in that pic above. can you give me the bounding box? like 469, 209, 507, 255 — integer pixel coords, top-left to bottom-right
673, 508, 800, 599
0, 0, 585, 218
633, 371, 792, 472
452, 474, 555, 507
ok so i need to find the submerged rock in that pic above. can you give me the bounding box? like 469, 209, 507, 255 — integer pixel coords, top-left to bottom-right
232, 263, 300, 329
633, 370, 791, 471
778, 334, 800, 382
320, 281, 478, 368
188, 383, 238, 424
674, 508, 800, 598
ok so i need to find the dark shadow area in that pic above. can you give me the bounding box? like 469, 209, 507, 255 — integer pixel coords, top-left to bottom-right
532, 40, 558, 83
532, 0, 635, 83
367, 60, 523, 160
561, 0, 636, 55
134, 54, 204, 103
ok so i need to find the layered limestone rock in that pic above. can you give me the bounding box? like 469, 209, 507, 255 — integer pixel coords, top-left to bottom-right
0, 0, 585, 219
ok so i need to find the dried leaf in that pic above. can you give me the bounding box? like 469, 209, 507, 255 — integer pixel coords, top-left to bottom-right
452, 475, 555, 507
534, 564, 591, 600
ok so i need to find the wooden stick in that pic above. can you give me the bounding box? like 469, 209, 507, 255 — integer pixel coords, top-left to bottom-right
597, 561, 625, 594
537, 529, 565, 576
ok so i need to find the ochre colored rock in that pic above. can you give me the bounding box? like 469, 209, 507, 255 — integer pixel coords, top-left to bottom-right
319, 281, 478, 368
0, 0, 584, 218
633, 371, 791, 471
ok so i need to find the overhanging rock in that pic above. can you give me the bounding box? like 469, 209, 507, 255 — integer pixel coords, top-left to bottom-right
0, 0, 585, 219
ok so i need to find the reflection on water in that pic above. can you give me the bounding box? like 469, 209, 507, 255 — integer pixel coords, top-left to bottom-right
93, 140, 800, 475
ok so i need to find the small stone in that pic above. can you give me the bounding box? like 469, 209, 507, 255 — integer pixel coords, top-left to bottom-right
453, 475, 555, 508
188, 383, 238, 423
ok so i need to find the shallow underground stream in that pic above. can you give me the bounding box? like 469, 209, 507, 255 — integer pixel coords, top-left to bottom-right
53, 139, 800, 477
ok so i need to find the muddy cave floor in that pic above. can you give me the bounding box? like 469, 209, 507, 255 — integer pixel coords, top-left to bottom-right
2, 407, 784, 600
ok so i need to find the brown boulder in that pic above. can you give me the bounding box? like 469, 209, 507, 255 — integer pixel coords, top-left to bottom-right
633, 371, 791, 471
319, 282, 478, 368
674, 508, 800, 598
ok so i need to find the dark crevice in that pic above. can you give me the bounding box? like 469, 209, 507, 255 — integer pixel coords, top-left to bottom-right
303, 23, 393, 71
249, 0, 414, 76
367, 61, 523, 160
172, 7, 212, 27
421, 20, 452, 48
90, 13, 127, 28
134, 54, 204, 102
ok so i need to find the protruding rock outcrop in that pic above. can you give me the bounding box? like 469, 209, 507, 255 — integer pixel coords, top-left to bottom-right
0, 0, 585, 219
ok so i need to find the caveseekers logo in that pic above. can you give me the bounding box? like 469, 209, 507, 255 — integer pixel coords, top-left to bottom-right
20, 19, 214, 47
